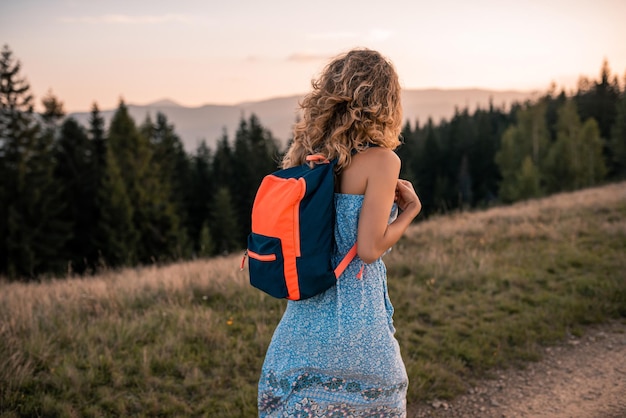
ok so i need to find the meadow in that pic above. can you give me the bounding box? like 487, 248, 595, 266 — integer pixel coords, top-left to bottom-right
1, 182, 625, 417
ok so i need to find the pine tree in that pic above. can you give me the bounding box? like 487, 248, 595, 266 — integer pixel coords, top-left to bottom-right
516, 156, 542, 200
55, 117, 98, 273
396, 119, 419, 185
212, 129, 234, 188
495, 102, 549, 203
198, 220, 215, 258
87, 103, 108, 268
495, 126, 523, 202
544, 100, 583, 192
525, 101, 551, 169
0, 45, 69, 278
94, 147, 138, 267
457, 154, 472, 207
609, 92, 626, 178
211, 187, 240, 255
543, 87, 568, 141
211, 130, 240, 245
108, 101, 185, 263
470, 107, 508, 205
41, 89, 65, 129
575, 60, 620, 142
416, 118, 440, 214
142, 112, 193, 256
0, 44, 35, 275
231, 114, 280, 244
575, 60, 621, 177
189, 140, 215, 254
231, 117, 254, 241
544, 100, 606, 192
89, 102, 106, 178
446, 109, 476, 208
6, 132, 70, 277
578, 118, 606, 187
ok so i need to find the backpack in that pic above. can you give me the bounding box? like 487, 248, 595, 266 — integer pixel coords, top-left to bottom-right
242, 154, 357, 300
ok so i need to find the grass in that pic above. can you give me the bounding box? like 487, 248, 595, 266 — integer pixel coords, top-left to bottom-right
1, 182, 625, 417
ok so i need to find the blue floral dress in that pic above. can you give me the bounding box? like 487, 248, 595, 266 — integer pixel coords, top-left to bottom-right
258, 194, 407, 417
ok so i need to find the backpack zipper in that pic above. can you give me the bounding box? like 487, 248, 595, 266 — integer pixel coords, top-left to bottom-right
241, 249, 278, 270
240, 250, 248, 270
247, 249, 277, 262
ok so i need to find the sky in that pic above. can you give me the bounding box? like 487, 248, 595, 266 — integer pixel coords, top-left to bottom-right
1, 0, 625, 112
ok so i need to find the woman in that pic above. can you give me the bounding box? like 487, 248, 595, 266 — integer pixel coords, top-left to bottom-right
258, 48, 421, 417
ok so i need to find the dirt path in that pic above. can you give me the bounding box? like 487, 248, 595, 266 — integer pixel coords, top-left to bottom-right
408, 320, 626, 418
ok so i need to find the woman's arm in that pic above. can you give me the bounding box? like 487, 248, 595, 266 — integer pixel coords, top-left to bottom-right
356, 149, 421, 264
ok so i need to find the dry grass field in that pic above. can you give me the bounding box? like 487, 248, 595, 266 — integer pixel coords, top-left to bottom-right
1, 182, 625, 417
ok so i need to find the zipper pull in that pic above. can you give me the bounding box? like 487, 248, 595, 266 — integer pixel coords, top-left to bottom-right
356, 263, 365, 279
240, 250, 248, 270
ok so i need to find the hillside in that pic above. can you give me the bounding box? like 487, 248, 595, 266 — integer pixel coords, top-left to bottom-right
1, 182, 623, 417
69, 88, 538, 152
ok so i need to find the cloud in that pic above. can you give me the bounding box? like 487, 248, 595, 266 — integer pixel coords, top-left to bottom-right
306, 32, 359, 41
367, 29, 393, 42
60, 14, 196, 24
305, 29, 394, 43
286, 53, 333, 63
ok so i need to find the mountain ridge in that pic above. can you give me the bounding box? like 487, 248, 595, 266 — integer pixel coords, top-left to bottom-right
69, 88, 540, 152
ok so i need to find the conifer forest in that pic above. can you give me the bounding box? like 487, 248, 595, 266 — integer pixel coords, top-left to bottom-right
1, 43, 625, 280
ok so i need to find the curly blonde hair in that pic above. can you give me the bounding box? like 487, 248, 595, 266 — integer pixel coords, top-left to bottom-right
281, 48, 403, 171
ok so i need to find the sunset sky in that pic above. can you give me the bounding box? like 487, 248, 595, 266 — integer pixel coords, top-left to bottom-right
1, 0, 625, 112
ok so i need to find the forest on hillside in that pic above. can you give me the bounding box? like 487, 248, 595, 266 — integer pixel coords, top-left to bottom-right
1, 43, 625, 280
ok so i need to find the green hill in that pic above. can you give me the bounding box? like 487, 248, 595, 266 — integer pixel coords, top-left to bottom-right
1, 182, 624, 417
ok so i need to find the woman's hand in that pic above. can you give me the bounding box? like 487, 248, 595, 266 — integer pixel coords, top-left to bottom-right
395, 179, 421, 219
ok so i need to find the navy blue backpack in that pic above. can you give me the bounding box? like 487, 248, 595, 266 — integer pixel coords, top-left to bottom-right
242, 155, 357, 300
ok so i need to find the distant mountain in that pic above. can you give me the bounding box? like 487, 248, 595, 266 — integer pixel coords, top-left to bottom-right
69, 88, 539, 153
146, 98, 184, 107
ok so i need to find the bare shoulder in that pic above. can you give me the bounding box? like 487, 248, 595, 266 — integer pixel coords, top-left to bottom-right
357, 147, 401, 174
339, 147, 400, 195
358, 146, 400, 165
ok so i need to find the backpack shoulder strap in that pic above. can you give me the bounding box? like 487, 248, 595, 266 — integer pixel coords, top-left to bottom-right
305, 154, 330, 163
334, 243, 357, 278
304, 153, 353, 278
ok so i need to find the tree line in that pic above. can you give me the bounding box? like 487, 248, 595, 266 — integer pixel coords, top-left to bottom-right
397, 61, 625, 214
1, 44, 625, 280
